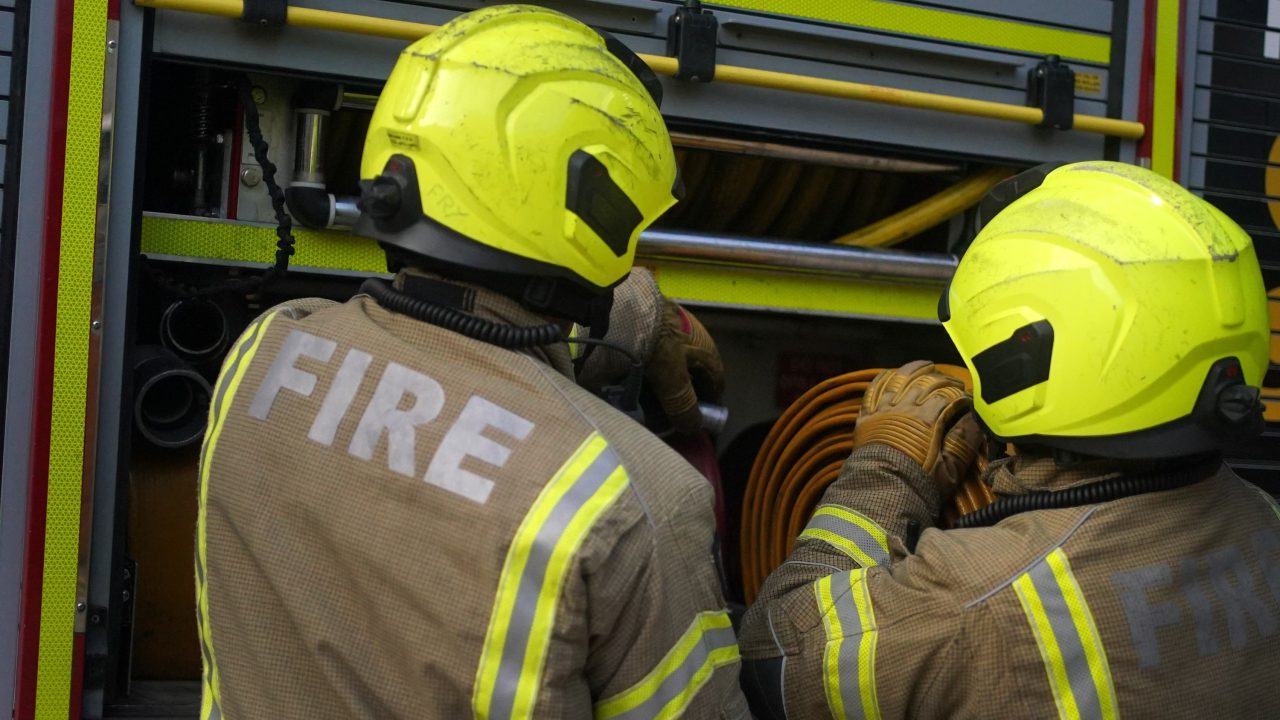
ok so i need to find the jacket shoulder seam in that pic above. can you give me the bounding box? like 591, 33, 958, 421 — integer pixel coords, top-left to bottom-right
523, 356, 658, 528
962, 505, 1099, 608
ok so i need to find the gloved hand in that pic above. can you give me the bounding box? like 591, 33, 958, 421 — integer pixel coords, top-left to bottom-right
647, 296, 724, 433
932, 412, 984, 498
854, 360, 973, 474
577, 268, 724, 433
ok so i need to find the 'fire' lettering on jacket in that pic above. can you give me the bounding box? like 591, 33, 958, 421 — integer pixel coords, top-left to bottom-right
1112, 529, 1280, 668
247, 328, 536, 505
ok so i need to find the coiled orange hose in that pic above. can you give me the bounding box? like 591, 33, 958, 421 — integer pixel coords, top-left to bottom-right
740, 365, 994, 601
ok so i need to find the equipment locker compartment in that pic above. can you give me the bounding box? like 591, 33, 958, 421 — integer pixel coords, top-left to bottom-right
2, 1, 1277, 718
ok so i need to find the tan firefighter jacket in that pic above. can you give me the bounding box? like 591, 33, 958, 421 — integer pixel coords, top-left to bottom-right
194, 274, 749, 720
739, 444, 1280, 719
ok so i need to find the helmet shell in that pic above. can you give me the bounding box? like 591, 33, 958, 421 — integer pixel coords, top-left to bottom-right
943, 162, 1268, 447
359, 5, 678, 290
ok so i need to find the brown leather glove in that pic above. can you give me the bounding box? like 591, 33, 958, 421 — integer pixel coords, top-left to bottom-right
932, 413, 984, 498
647, 298, 725, 433
854, 360, 972, 473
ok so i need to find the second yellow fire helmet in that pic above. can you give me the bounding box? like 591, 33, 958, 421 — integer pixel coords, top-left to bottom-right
941, 161, 1268, 458
355, 5, 679, 322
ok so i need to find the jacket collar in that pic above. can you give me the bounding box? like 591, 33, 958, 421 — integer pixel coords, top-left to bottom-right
371, 268, 576, 379
984, 452, 1224, 495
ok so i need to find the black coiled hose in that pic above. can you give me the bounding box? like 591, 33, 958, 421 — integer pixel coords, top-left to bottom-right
360, 278, 563, 349
362, 278, 648, 418
953, 460, 1215, 529
149, 74, 296, 298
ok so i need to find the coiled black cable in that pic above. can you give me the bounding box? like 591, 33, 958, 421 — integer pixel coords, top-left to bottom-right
361, 278, 646, 417
360, 278, 563, 349
149, 74, 296, 298
953, 459, 1216, 528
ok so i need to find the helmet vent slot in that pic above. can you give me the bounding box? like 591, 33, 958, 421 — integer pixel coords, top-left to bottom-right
970, 320, 1054, 404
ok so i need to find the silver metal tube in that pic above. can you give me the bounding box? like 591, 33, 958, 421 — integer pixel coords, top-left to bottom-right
293, 110, 328, 187
669, 131, 959, 174
698, 403, 730, 437
332, 195, 361, 228
636, 229, 956, 282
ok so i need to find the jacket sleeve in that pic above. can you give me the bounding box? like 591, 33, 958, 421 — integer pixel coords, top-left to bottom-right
738, 443, 957, 719
584, 479, 751, 720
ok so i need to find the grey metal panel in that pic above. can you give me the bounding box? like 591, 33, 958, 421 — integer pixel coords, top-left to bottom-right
691, 0, 1113, 33
83, 4, 146, 716
1, 0, 54, 714
1197, 14, 1215, 50
153, 1, 421, 81
1187, 154, 1207, 188
667, 43, 1108, 161
0, 56, 9, 98
1112, 0, 1145, 165
155, 1, 1108, 162
1195, 56, 1213, 87
1193, 86, 1212, 120
1192, 0, 1280, 270
716, 14, 1109, 100
154, 0, 657, 79
898, 0, 1114, 33
382, 0, 667, 36
1191, 118, 1210, 153
0, 100, 8, 138
0, 1, 13, 9
1180, 0, 1201, 184
1199, 0, 1280, 29
0, 10, 12, 53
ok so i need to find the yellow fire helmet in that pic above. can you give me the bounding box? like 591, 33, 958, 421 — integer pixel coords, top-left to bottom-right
940, 161, 1269, 459
354, 5, 678, 325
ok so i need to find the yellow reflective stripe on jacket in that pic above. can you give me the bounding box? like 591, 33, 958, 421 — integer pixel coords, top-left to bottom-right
800, 505, 890, 567
815, 570, 881, 720
474, 433, 630, 720
195, 311, 279, 720
594, 610, 740, 720
1013, 549, 1118, 720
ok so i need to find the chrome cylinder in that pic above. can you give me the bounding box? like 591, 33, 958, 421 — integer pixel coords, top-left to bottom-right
293, 110, 328, 187
332, 195, 361, 228
636, 229, 956, 282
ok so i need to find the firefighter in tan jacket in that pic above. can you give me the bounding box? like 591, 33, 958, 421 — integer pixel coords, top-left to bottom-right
195, 7, 747, 719
740, 162, 1280, 719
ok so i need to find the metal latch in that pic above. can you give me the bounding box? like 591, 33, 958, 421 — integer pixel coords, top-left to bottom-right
667, 0, 718, 82
1027, 55, 1075, 130
241, 0, 287, 27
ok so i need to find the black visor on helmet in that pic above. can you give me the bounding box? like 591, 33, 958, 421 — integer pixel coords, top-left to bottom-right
973, 163, 1062, 236
596, 29, 663, 108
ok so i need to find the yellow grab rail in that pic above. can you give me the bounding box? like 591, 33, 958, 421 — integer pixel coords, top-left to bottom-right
134, 0, 1145, 140
835, 167, 1012, 247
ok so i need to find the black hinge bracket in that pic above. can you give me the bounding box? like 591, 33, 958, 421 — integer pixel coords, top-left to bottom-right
667, 1, 718, 82
1027, 55, 1075, 130
242, 0, 288, 27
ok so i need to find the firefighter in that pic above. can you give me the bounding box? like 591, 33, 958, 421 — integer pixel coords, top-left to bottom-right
739, 161, 1280, 718
194, 6, 747, 719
